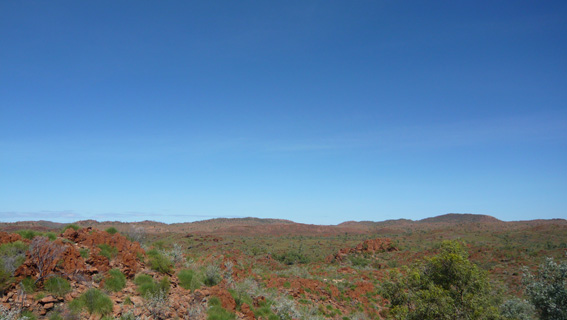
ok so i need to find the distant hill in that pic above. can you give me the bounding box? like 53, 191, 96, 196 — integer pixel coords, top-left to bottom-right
419, 213, 502, 224
2, 213, 565, 236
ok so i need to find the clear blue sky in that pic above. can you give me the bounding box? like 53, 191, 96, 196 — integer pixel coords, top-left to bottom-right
1, 1, 566, 224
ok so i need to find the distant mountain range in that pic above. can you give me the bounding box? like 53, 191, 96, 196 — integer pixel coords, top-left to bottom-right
1, 213, 565, 236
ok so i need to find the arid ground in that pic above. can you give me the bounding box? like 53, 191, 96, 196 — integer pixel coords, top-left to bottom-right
1, 213, 565, 319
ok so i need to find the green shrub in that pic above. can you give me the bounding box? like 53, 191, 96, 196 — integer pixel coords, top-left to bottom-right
105, 227, 118, 235
147, 250, 173, 274
0, 266, 12, 295
523, 257, 567, 320
119, 311, 138, 320
92, 273, 104, 283
178, 269, 195, 290
134, 274, 153, 286
207, 297, 236, 320
349, 255, 370, 268
500, 298, 535, 320
21, 276, 36, 293
44, 276, 71, 296
273, 250, 310, 265
152, 241, 165, 250
20, 310, 38, 320
79, 248, 89, 259
16, 229, 40, 240
48, 312, 63, 320
103, 269, 126, 292
62, 224, 80, 232
46, 232, 57, 241
135, 274, 170, 298
381, 240, 500, 320
97, 244, 118, 260
70, 288, 113, 316
204, 265, 221, 287
0, 241, 29, 293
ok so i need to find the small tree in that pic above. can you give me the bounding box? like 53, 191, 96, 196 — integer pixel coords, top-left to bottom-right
29, 237, 66, 284
382, 241, 500, 320
523, 257, 567, 320
127, 225, 146, 244
105, 227, 118, 235
500, 298, 535, 320
0, 241, 28, 295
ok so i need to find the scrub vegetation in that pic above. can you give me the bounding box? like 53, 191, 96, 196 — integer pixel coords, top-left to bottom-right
0, 214, 565, 319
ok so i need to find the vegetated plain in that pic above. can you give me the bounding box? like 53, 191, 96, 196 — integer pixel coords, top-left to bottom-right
0, 213, 565, 319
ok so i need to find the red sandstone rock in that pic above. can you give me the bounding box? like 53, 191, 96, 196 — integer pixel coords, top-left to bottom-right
0, 232, 23, 245
241, 303, 255, 320
325, 238, 398, 263
209, 286, 236, 312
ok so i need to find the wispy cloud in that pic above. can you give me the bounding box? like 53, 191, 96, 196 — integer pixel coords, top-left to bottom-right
350, 113, 567, 151
0, 210, 83, 223
0, 210, 246, 223
1, 113, 564, 163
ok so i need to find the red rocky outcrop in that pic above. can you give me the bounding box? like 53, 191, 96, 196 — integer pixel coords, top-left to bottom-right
62, 227, 144, 277
326, 238, 398, 263
0, 232, 23, 245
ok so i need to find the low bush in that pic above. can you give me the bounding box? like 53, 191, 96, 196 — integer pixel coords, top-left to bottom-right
69, 288, 113, 316
16, 229, 40, 240
204, 265, 221, 287
46, 232, 57, 241
145, 290, 169, 319
44, 276, 71, 296
0, 241, 28, 294
103, 269, 126, 292
134, 274, 153, 286
523, 257, 567, 320
97, 244, 118, 260
178, 269, 195, 290
20, 310, 38, 320
135, 274, 170, 298
168, 243, 185, 264
118, 311, 138, 320
48, 311, 63, 320
207, 297, 236, 320
21, 276, 36, 293
105, 227, 118, 235
273, 250, 310, 265
62, 224, 80, 232
0, 304, 22, 320
147, 249, 173, 274
500, 298, 535, 320
349, 255, 370, 268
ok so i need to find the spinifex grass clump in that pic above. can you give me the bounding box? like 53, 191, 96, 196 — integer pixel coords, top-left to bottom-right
16, 230, 41, 240
97, 244, 118, 260
20, 276, 36, 293
103, 269, 126, 292
62, 224, 80, 232
273, 250, 310, 265
105, 227, 118, 235
146, 249, 173, 274
207, 297, 236, 320
69, 288, 113, 316
134, 274, 170, 298
44, 276, 71, 296
177, 269, 196, 290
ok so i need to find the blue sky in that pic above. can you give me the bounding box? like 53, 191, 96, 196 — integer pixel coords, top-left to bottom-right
1, 1, 565, 224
